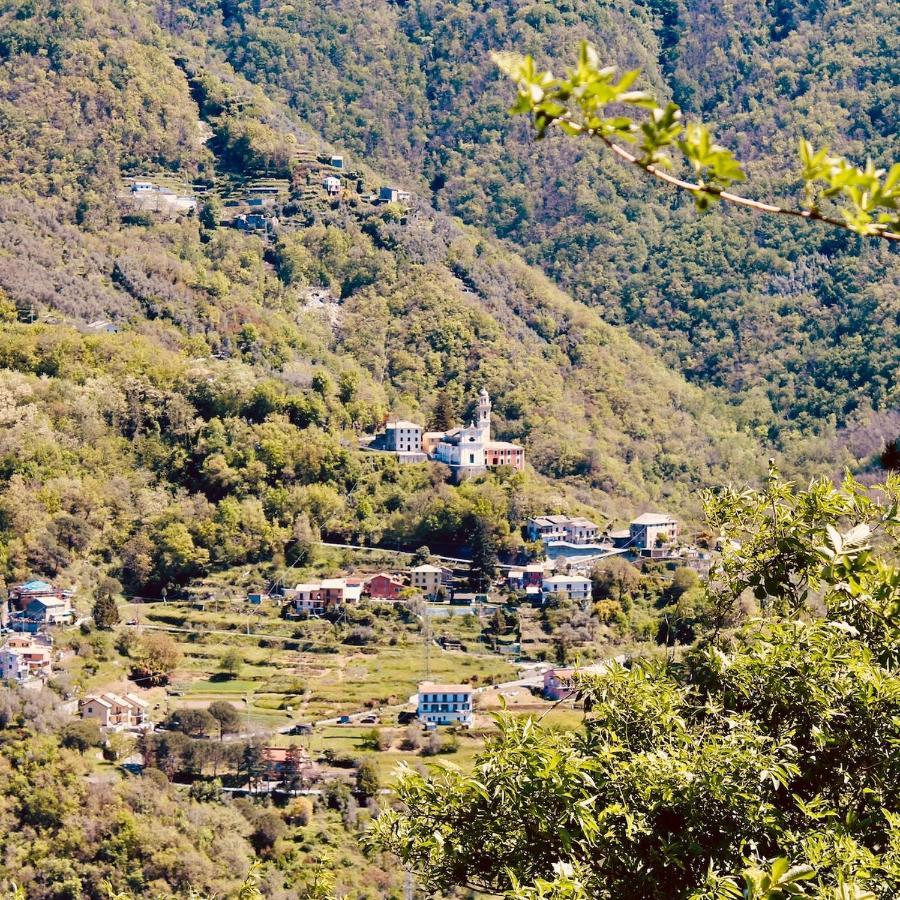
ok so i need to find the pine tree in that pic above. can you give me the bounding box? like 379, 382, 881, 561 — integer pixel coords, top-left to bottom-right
92, 593, 120, 630
468, 516, 497, 592
431, 390, 456, 431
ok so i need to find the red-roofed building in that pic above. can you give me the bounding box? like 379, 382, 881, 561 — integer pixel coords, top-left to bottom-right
365, 573, 405, 601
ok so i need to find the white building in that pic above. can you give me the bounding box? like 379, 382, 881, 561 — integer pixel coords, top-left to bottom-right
370, 419, 427, 463
284, 578, 363, 615
409, 564, 443, 597
285, 583, 325, 615
323, 175, 341, 196
541, 575, 592, 604
0, 633, 53, 683
81, 692, 150, 732
417, 682, 474, 727
630, 513, 678, 550
526, 515, 600, 545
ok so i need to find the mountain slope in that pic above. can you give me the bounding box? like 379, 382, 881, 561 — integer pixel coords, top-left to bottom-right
175, 0, 899, 443
0, 0, 769, 595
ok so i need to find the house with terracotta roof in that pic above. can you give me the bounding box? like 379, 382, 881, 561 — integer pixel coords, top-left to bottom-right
81, 691, 150, 731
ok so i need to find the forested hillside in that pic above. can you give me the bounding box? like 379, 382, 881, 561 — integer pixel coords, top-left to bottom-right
173, 0, 899, 444
0, 0, 772, 594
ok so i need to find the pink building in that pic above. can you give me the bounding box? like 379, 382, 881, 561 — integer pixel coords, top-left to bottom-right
365, 573, 405, 600
484, 441, 525, 470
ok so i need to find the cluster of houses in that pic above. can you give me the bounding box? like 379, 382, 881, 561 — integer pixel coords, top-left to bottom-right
369, 388, 526, 481
0, 632, 53, 684
526, 512, 680, 554
413, 664, 628, 731
3, 580, 74, 632
278, 563, 455, 616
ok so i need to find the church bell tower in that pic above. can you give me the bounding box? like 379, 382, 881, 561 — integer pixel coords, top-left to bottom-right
476, 387, 491, 440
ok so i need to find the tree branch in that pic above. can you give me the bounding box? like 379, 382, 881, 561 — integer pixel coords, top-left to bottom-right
594, 132, 900, 242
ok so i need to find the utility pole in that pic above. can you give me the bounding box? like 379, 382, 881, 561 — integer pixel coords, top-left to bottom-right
422, 608, 431, 681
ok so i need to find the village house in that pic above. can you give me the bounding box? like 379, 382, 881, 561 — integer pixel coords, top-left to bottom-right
323, 175, 341, 196
369, 420, 427, 463
9, 579, 71, 610
285, 578, 363, 615
541, 575, 592, 604
542, 663, 611, 701
507, 563, 546, 591
10, 582, 73, 631
286, 583, 324, 616
364, 572, 406, 601
409, 564, 443, 598
329, 155, 345, 170
526, 515, 600, 546
379, 186, 411, 204
417, 682, 474, 727
81, 692, 150, 732
260, 746, 317, 786
0, 633, 53, 684
629, 513, 679, 550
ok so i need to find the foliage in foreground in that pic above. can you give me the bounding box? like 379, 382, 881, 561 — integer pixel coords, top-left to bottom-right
371, 473, 900, 899
494, 41, 899, 240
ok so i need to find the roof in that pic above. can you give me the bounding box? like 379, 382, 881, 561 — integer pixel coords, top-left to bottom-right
344, 585, 363, 601
547, 663, 612, 679
531, 515, 569, 526
366, 572, 404, 584
486, 440, 523, 450
104, 692, 136, 709
320, 578, 347, 589
418, 682, 473, 694
387, 420, 422, 429
124, 693, 149, 708
410, 564, 443, 573
84, 695, 113, 708
263, 746, 310, 763
18, 580, 54, 592
508, 570, 524, 578
631, 513, 676, 526
292, 583, 321, 593
607, 529, 631, 538
567, 517, 598, 528
28, 596, 68, 609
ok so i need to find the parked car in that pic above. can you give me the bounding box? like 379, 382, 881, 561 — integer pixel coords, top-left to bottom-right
289, 723, 313, 735
338, 715, 352, 725
359, 714, 379, 725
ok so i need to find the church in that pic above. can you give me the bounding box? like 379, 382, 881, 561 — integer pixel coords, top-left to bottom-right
423, 388, 525, 481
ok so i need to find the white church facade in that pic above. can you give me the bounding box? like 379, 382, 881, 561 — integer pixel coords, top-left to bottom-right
424, 388, 524, 481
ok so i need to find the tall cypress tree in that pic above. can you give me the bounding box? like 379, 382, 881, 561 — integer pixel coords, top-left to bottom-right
432, 390, 456, 431
468, 516, 497, 592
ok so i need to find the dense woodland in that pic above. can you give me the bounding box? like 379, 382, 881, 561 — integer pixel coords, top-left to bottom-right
0, 0, 898, 897
0, 0, 786, 597
166, 0, 898, 438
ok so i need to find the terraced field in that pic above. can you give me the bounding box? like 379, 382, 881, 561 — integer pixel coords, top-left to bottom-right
118, 599, 517, 729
